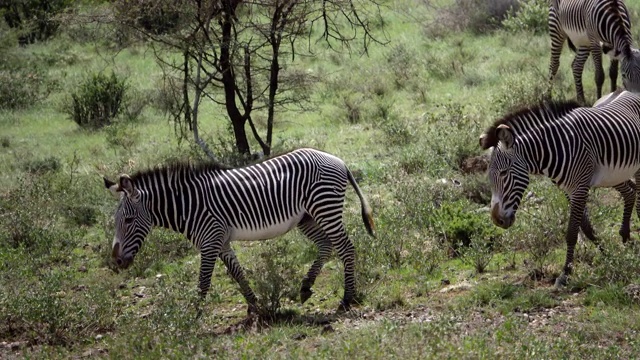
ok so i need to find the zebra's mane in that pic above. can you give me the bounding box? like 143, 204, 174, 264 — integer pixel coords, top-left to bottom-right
127, 160, 231, 183
127, 148, 303, 182
480, 100, 581, 150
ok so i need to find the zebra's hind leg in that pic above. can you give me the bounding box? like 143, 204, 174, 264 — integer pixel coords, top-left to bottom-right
316, 219, 356, 312
297, 215, 332, 304
219, 243, 259, 315
614, 180, 636, 243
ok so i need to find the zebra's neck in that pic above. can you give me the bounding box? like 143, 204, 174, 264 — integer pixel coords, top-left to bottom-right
508, 113, 581, 180
140, 168, 221, 236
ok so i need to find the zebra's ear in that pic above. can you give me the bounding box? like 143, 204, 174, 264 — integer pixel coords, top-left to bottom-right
118, 174, 135, 197
479, 133, 487, 148
104, 177, 122, 199
496, 124, 514, 149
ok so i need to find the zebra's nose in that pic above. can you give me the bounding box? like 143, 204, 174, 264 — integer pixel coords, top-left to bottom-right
112, 242, 121, 259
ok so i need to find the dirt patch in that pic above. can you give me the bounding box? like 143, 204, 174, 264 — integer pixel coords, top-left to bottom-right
460, 155, 488, 174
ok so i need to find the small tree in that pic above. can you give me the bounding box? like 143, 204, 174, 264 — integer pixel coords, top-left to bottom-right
115, 0, 386, 159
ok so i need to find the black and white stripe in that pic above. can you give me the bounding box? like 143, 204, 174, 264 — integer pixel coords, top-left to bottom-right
480, 90, 640, 286
104, 148, 376, 312
548, 0, 640, 104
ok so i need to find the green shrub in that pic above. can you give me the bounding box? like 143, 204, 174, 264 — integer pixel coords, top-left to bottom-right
424, 0, 520, 36
67, 71, 128, 130
248, 236, 304, 320
433, 199, 501, 264
502, 0, 548, 34
114, 0, 182, 36
1, 0, 74, 45
105, 121, 140, 154
0, 52, 52, 110
22, 156, 61, 174
491, 71, 553, 114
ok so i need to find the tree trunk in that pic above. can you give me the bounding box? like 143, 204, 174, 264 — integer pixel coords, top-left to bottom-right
220, 1, 250, 155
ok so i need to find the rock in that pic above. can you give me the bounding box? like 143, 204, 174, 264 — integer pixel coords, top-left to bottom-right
321, 324, 335, 334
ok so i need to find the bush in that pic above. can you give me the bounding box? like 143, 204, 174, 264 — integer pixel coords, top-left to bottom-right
433, 200, 501, 268
502, 0, 548, 34
1, 0, 74, 45
67, 71, 128, 130
22, 156, 61, 174
114, 0, 183, 36
248, 237, 304, 320
424, 0, 520, 36
490, 71, 553, 115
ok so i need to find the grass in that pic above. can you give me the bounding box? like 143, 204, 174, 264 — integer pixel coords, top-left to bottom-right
3, 0, 640, 358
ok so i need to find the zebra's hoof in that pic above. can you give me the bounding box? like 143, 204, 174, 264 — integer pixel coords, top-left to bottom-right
336, 300, 351, 313
300, 288, 313, 304
554, 274, 568, 288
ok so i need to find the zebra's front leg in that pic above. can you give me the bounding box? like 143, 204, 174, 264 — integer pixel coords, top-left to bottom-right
614, 180, 636, 243
556, 189, 589, 288
219, 243, 258, 315
297, 216, 332, 304
591, 45, 606, 99
571, 48, 591, 104
609, 58, 620, 92
195, 243, 223, 318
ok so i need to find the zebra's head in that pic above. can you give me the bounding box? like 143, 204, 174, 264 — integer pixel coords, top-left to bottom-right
621, 48, 640, 93
481, 124, 529, 229
104, 175, 152, 269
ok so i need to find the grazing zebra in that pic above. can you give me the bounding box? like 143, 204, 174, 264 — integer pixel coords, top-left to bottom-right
479, 91, 640, 286
548, 0, 640, 104
103, 148, 376, 312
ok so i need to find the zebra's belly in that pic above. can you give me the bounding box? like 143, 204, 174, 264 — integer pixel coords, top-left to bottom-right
230, 211, 305, 241
591, 164, 640, 187
564, 28, 590, 48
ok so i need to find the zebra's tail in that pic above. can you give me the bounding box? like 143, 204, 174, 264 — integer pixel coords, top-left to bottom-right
346, 169, 376, 238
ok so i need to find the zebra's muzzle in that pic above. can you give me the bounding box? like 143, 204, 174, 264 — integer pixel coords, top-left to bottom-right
112, 243, 133, 269
491, 203, 515, 229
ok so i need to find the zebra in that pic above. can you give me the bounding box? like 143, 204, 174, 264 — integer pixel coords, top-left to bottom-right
548, 0, 640, 105
103, 148, 376, 313
479, 90, 640, 287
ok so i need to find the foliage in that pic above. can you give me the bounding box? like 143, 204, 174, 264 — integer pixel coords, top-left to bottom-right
433, 199, 501, 273
0, 30, 54, 110
1, 0, 74, 45
424, 0, 520, 36
66, 71, 128, 130
502, 0, 548, 34
248, 237, 304, 319
114, 0, 182, 36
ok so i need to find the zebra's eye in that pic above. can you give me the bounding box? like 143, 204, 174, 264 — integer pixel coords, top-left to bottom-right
124, 217, 135, 225
499, 169, 509, 177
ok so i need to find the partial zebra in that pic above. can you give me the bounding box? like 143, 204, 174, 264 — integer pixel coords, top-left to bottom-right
480, 91, 640, 286
548, 0, 640, 104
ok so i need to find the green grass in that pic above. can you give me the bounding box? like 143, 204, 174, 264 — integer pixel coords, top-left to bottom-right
3, 0, 640, 358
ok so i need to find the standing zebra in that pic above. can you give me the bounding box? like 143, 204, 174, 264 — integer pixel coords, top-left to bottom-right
480, 91, 640, 286
548, 0, 640, 104
104, 148, 376, 313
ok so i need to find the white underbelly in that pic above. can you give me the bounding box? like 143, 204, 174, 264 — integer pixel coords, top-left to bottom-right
230, 212, 305, 241
565, 28, 590, 48
591, 165, 640, 187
